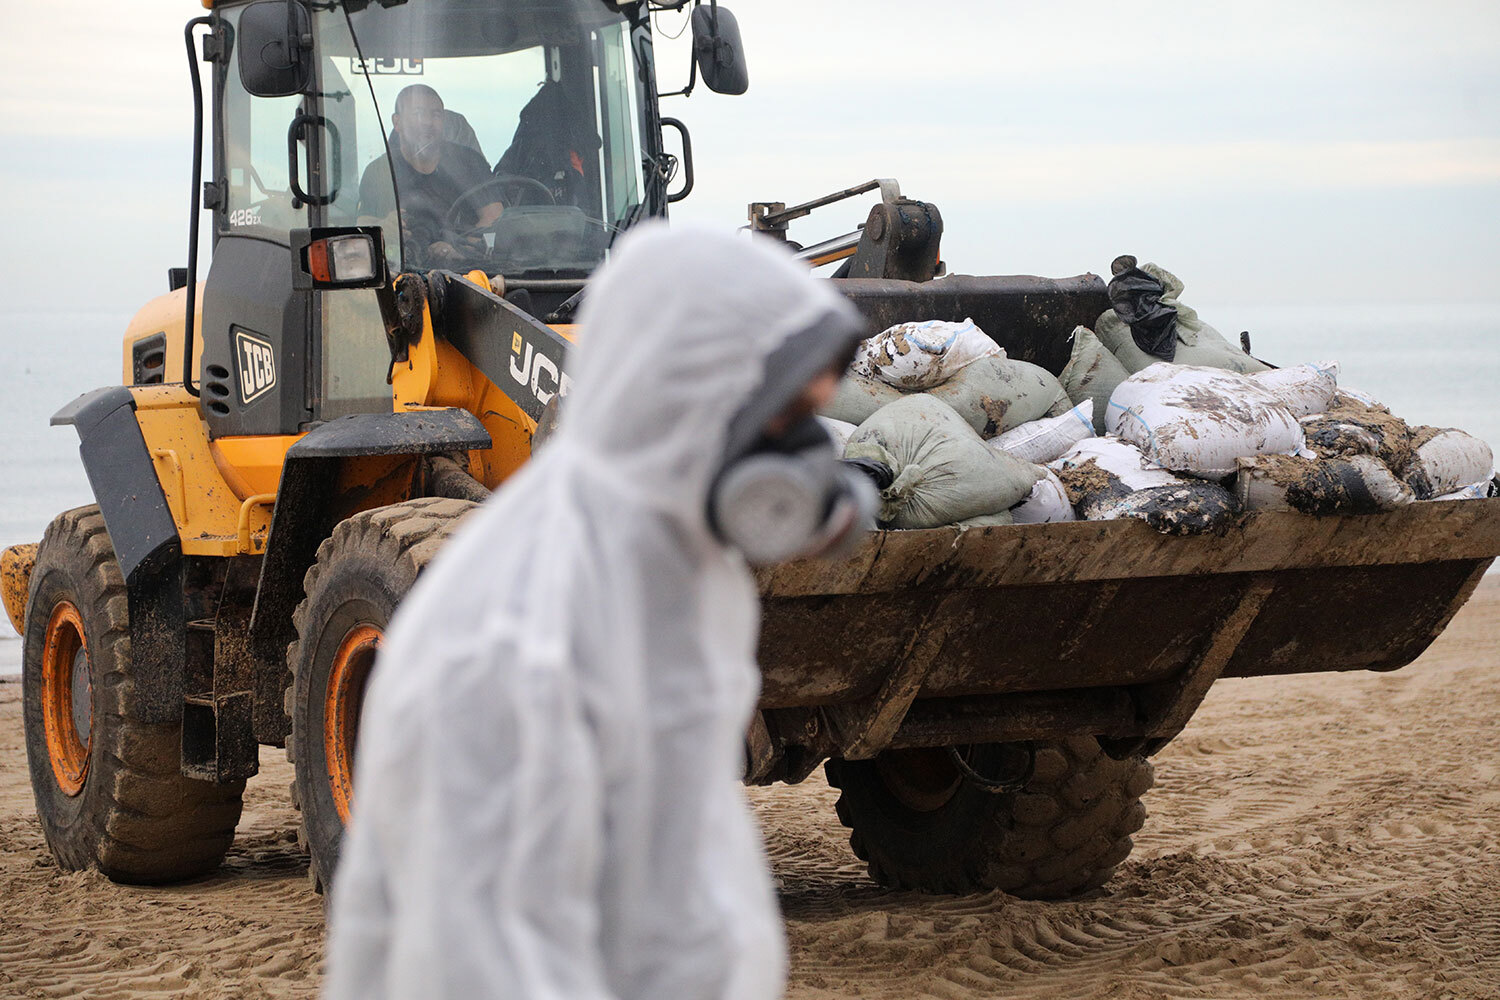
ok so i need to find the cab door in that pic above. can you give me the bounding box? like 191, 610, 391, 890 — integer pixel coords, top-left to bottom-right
200, 2, 313, 438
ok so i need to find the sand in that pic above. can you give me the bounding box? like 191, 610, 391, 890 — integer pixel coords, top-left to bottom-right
2, 580, 1498, 999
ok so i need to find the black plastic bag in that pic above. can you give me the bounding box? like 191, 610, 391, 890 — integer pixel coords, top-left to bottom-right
1107, 254, 1178, 362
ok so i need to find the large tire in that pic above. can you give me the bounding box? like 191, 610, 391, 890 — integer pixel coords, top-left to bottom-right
286, 497, 478, 892
22, 506, 244, 883
825, 737, 1153, 898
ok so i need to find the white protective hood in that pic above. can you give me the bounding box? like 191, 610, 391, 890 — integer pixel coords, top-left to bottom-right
325, 224, 861, 1000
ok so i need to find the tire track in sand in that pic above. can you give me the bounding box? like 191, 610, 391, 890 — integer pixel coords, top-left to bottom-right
0, 580, 1497, 998
759, 580, 1500, 999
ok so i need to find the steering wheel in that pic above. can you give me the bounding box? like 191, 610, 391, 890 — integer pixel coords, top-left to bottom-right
444, 174, 556, 232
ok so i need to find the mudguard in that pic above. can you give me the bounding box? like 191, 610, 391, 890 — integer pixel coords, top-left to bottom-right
51, 386, 181, 584
246, 409, 492, 673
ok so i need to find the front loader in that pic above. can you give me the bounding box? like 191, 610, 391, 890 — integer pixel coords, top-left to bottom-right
5, 0, 1498, 902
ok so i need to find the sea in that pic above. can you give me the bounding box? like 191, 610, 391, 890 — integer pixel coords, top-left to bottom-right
2, 303, 1497, 674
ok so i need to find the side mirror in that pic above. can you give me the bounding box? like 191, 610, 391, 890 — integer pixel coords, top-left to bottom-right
238, 0, 313, 98
691, 5, 749, 96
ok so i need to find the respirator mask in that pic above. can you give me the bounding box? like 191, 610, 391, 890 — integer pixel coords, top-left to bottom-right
708, 305, 878, 566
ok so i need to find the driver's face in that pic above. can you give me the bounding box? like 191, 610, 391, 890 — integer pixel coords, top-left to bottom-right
393, 95, 445, 159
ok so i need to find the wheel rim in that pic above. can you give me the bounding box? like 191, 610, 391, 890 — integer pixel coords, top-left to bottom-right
875, 747, 962, 813
323, 623, 381, 824
41, 602, 90, 796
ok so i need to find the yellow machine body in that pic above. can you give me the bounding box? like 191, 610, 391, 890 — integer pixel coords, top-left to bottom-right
112, 272, 555, 560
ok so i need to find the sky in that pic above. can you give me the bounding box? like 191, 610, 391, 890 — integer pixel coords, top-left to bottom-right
0, 0, 1497, 311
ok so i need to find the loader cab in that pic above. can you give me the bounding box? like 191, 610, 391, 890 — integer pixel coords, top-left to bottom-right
198, 0, 663, 438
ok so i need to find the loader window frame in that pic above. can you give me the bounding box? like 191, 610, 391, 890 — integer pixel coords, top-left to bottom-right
215, 8, 312, 245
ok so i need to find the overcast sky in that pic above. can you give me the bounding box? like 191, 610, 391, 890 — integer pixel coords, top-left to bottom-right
1, 0, 1497, 311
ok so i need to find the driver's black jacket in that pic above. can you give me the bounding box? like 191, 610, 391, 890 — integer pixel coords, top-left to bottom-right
357, 141, 494, 248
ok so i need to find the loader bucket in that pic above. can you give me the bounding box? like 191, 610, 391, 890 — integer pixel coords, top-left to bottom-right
833, 274, 1110, 374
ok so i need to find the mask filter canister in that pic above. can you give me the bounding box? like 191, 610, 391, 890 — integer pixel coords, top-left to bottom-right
712, 437, 878, 565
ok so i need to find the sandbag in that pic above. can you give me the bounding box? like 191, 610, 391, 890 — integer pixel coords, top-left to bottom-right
989, 402, 1095, 465
1251, 362, 1339, 418
1107, 363, 1305, 478
1051, 455, 1236, 535
1058, 325, 1131, 433
1428, 480, 1496, 502
845, 394, 1042, 529
1407, 428, 1495, 497
1300, 399, 1415, 475
816, 416, 858, 453
927, 354, 1073, 439
851, 318, 1000, 390
1234, 454, 1413, 515
958, 510, 1016, 527
1009, 469, 1077, 524
1050, 436, 1180, 491
1096, 263, 1270, 375
820, 370, 903, 426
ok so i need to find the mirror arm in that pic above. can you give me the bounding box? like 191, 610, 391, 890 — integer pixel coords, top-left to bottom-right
182, 15, 212, 399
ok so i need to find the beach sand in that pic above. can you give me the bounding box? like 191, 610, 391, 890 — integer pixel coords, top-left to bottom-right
1, 580, 1497, 999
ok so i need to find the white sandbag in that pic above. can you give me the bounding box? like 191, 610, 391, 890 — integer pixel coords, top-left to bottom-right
1009, 469, 1077, 524
816, 416, 858, 453
1428, 481, 1495, 502
927, 355, 1074, 439
1235, 454, 1413, 515
1050, 436, 1180, 491
1058, 325, 1131, 433
989, 402, 1096, 464
1087, 483, 1238, 535
851, 318, 1000, 390
1333, 386, 1383, 409
1096, 263, 1270, 375
1050, 446, 1236, 535
820, 370, 903, 426
845, 394, 1043, 529
1408, 428, 1495, 498
1107, 363, 1305, 478
1250, 361, 1339, 418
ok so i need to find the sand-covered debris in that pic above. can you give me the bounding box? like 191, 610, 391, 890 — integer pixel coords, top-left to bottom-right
2, 580, 1499, 998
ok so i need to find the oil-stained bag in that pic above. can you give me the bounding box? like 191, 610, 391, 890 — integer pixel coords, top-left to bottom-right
926, 354, 1073, 439
851, 318, 1000, 390
1009, 469, 1077, 524
1234, 454, 1413, 515
1300, 398, 1415, 476
845, 394, 1042, 529
1407, 427, 1494, 498
1107, 363, 1305, 478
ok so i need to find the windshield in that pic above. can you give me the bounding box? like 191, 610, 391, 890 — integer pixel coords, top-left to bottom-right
336, 0, 656, 277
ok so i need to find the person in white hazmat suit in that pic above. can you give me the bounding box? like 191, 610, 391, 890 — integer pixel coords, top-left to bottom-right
324, 223, 877, 1000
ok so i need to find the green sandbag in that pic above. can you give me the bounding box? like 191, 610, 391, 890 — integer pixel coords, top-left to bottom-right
1058, 325, 1130, 433
957, 511, 1015, 527
820, 370, 903, 426
845, 394, 1042, 529
1095, 263, 1269, 375
926, 355, 1073, 439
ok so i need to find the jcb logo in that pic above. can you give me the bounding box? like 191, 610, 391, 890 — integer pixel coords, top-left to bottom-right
509, 331, 570, 408
235, 330, 277, 404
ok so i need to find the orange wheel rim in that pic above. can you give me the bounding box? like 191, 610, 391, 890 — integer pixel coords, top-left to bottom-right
41, 602, 90, 796
324, 624, 381, 824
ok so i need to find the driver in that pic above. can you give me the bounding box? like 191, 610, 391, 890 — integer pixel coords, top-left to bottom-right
357, 84, 504, 268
